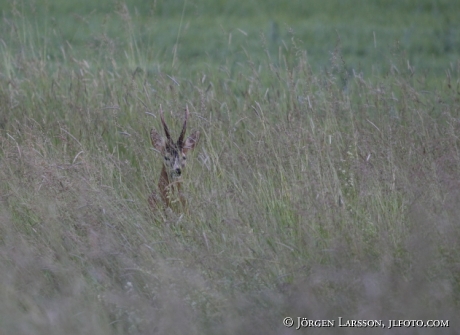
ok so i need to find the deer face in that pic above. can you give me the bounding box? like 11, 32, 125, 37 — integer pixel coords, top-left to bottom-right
150, 106, 200, 180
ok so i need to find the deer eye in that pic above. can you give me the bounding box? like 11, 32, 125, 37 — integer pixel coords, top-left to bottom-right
164, 156, 170, 161
182, 156, 186, 160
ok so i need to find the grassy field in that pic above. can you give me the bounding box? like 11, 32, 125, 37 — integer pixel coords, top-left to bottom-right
1, 1, 460, 334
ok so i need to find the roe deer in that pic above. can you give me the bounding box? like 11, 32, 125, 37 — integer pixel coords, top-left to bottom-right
148, 105, 200, 210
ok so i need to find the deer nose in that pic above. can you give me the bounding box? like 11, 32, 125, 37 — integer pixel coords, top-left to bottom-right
175, 168, 181, 176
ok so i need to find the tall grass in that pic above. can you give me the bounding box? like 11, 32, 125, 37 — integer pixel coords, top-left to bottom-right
1, 2, 460, 335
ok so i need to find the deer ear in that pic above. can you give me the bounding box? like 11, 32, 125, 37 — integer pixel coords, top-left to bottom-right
150, 128, 165, 152
183, 130, 200, 153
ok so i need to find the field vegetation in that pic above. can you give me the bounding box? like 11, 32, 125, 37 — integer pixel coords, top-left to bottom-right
1, 1, 460, 334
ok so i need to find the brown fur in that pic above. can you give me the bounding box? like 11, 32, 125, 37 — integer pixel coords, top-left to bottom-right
149, 105, 199, 210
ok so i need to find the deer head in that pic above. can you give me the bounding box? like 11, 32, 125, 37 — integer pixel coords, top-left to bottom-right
150, 105, 200, 180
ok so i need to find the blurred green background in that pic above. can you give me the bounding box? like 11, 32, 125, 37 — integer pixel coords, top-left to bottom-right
1, 1, 460, 333
2, 0, 459, 77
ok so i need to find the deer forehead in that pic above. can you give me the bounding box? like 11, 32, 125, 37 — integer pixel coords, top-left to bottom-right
165, 143, 186, 157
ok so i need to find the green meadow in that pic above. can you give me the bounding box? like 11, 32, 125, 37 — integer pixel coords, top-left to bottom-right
1, 0, 459, 334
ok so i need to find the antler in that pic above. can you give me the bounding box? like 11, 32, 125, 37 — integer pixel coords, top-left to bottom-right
159, 105, 171, 141
177, 105, 189, 147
